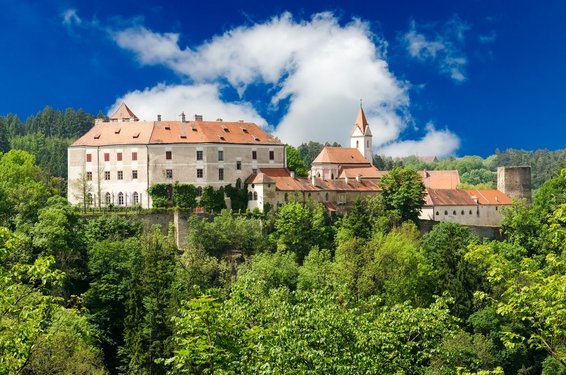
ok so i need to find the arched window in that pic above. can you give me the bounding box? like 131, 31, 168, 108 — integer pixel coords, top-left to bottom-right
253, 191, 258, 200
453, 210, 457, 215
248, 191, 253, 201
356, 140, 359, 148
133, 192, 139, 205
236, 178, 242, 189
444, 210, 448, 215
105, 192, 112, 205
118, 192, 124, 205
325, 192, 329, 202
87, 193, 94, 206
197, 186, 203, 197
461, 210, 465, 215
284, 193, 289, 202
469, 210, 472, 215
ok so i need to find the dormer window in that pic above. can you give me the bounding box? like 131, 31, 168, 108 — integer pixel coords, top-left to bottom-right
223, 127, 230, 133
133, 132, 140, 138
94, 134, 101, 139
255, 138, 260, 142
115, 128, 121, 134
242, 128, 249, 133
219, 136, 226, 141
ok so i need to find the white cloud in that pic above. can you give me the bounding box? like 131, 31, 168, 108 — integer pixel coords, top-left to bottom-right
402, 16, 469, 82
376, 123, 460, 158
108, 12, 460, 156
62, 8, 81, 26
108, 83, 267, 127
478, 31, 496, 44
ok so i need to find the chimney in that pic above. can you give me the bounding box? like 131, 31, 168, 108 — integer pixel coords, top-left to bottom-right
345, 176, 349, 184
356, 175, 361, 182
180, 112, 186, 122
290, 171, 295, 179
216, 118, 223, 122
311, 175, 316, 186
195, 114, 203, 121
157, 114, 161, 121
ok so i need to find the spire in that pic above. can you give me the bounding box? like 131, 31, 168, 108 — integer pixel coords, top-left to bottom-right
110, 103, 139, 122
354, 104, 370, 135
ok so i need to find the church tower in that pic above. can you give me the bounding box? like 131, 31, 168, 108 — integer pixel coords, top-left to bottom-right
350, 105, 373, 163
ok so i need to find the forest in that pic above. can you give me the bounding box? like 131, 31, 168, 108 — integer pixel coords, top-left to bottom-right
0, 144, 565, 374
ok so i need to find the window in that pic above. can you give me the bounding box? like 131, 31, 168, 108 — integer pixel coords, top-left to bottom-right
132, 170, 138, 179
104, 153, 110, 162
248, 191, 253, 200
133, 192, 139, 205
104, 171, 110, 180
219, 168, 224, 181
252, 150, 257, 160
117, 171, 123, 180
105, 192, 111, 205
86, 172, 92, 181
253, 191, 258, 200
118, 192, 124, 205
86, 154, 92, 162
197, 186, 202, 197
284, 193, 289, 202
453, 210, 457, 215
166, 169, 173, 179
197, 169, 204, 178
132, 152, 137, 161
87, 193, 94, 206
196, 150, 203, 160
436, 211, 439, 216
166, 151, 172, 160
236, 161, 241, 170
356, 140, 359, 148
218, 150, 224, 161
269, 151, 274, 160
117, 152, 122, 161
469, 210, 473, 215
236, 178, 242, 189
461, 210, 465, 215
444, 210, 448, 215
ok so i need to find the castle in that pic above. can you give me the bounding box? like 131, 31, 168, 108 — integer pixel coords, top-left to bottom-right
68, 103, 529, 227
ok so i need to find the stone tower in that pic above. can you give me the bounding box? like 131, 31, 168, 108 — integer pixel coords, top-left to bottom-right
497, 166, 532, 203
350, 106, 373, 163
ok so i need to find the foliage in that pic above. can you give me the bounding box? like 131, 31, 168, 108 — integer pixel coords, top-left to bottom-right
224, 182, 249, 211
186, 210, 268, 257
271, 200, 332, 262
173, 183, 197, 209
421, 222, 483, 319
121, 229, 178, 374
0, 149, 53, 227
148, 183, 172, 208
286, 144, 309, 177
198, 186, 226, 212
379, 166, 426, 223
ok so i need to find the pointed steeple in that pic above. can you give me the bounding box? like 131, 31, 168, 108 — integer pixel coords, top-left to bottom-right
353, 104, 370, 135
109, 103, 139, 122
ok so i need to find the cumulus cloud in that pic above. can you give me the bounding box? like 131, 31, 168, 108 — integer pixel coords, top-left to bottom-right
62, 8, 81, 26
108, 83, 267, 127
376, 123, 460, 158
107, 12, 460, 156
402, 15, 469, 82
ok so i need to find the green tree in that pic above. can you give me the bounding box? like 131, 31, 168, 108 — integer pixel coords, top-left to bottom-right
121, 229, 178, 374
271, 201, 332, 262
379, 166, 426, 223
286, 145, 308, 177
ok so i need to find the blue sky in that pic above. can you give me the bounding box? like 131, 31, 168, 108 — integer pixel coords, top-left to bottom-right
1, 0, 565, 157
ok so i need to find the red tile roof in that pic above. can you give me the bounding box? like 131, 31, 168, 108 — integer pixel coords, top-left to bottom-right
259, 168, 380, 192
71, 120, 282, 147
246, 173, 276, 184
419, 170, 460, 189
463, 189, 513, 205
110, 103, 139, 121
312, 147, 370, 165
352, 107, 371, 135
338, 165, 382, 179
425, 188, 512, 206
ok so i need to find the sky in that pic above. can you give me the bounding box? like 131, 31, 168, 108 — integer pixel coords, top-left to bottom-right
1, 0, 565, 158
